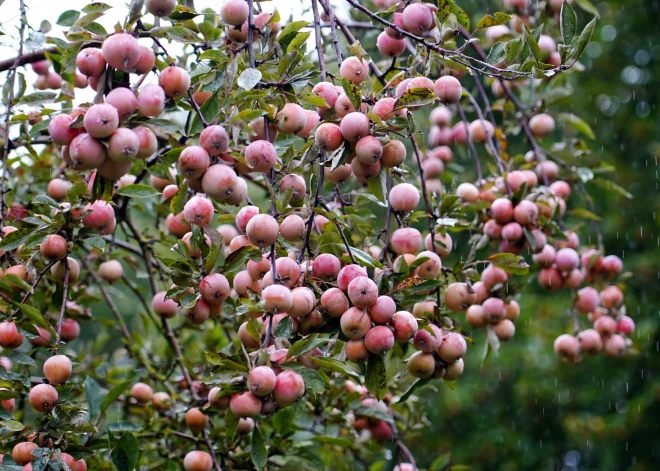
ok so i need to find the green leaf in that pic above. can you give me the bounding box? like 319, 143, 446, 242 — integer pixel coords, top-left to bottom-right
366, 170, 387, 204
365, 353, 388, 400
3, 274, 31, 291
5, 351, 36, 367
222, 245, 263, 273
166, 26, 201, 43
449, 0, 470, 30
100, 379, 134, 415
191, 89, 221, 133
339, 245, 383, 269
568, 208, 600, 221
0, 389, 18, 400
107, 421, 144, 432
57, 10, 80, 26
251, 426, 267, 470
308, 356, 361, 383
84, 235, 106, 251
560, 0, 578, 45
273, 315, 293, 339
17, 92, 57, 105
569, 17, 597, 64
590, 178, 632, 199
341, 78, 362, 113
110, 432, 140, 471
394, 87, 437, 110
204, 351, 248, 371
574, 0, 600, 17
169, 183, 188, 215
576, 167, 594, 183
84, 376, 102, 419
0, 419, 25, 432
0, 228, 33, 250
83, 2, 112, 13
168, 5, 200, 21
237, 68, 262, 91
397, 378, 430, 403
429, 452, 453, 471
476, 12, 512, 30
278, 20, 310, 42
504, 36, 525, 64
558, 112, 595, 139
287, 31, 311, 53
488, 252, 530, 275
116, 184, 161, 198
15, 303, 52, 331
487, 42, 506, 65
521, 22, 542, 64
436, 0, 451, 24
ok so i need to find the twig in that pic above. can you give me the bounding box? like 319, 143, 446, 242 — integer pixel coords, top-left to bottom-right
456, 101, 482, 182
310, 0, 327, 81
1, 0, 27, 230
187, 89, 209, 128
319, 0, 342, 66
319, 199, 357, 264
298, 152, 325, 264
247, 0, 256, 69
53, 256, 69, 352
409, 137, 435, 240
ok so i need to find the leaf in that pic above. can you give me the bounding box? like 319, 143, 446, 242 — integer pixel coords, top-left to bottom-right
436, 0, 451, 24
251, 426, 267, 471
394, 87, 437, 110
273, 316, 293, 339
204, 351, 248, 371
0, 389, 18, 400
504, 36, 525, 64
449, 0, 470, 30
488, 252, 529, 275
308, 356, 361, 383
84, 376, 102, 419
166, 26, 201, 43
57, 10, 80, 26
487, 42, 506, 65
17, 92, 57, 105
576, 167, 594, 183
5, 351, 36, 367
365, 353, 388, 400
287, 31, 311, 53
366, 170, 387, 204
116, 184, 161, 198
100, 379, 134, 415
574, 0, 600, 17
110, 432, 140, 471
126, 0, 145, 26
83, 2, 112, 13
397, 378, 430, 403
237, 68, 262, 91
168, 5, 200, 21
84, 235, 105, 251
569, 17, 597, 64
3, 274, 31, 291
278, 20, 309, 42
169, 183, 188, 215
568, 208, 600, 221
0, 419, 25, 432
222, 246, 263, 275
341, 78, 362, 113
15, 303, 51, 331
0, 228, 33, 250
476, 12, 512, 30
339, 245, 383, 269
521, 22, 542, 64
429, 452, 453, 471
560, 0, 578, 45
558, 112, 595, 139
590, 178, 632, 199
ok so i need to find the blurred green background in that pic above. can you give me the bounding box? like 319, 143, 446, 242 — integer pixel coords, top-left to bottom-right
399, 1, 660, 470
